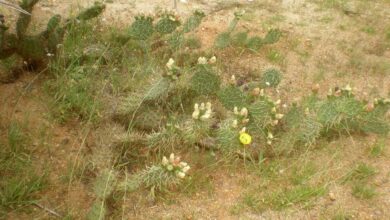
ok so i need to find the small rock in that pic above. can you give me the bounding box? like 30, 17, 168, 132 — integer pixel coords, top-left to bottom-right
329, 192, 336, 201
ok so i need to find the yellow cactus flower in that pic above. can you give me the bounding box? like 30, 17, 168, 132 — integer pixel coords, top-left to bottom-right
239, 132, 252, 145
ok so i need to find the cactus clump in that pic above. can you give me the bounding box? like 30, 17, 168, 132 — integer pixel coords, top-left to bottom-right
214, 11, 282, 51
0, 0, 105, 70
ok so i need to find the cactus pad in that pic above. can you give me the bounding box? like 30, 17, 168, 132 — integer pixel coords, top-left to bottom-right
190, 65, 221, 95
155, 14, 180, 35
261, 68, 282, 88
182, 10, 205, 33
129, 15, 154, 40
217, 86, 248, 109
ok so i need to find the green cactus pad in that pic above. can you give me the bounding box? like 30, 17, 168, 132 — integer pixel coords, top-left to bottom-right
155, 14, 180, 35
248, 98, 275, 129
217, 86, 248, 110
17, 36, 46, 60
133, 107, 166, 132
262, 29, 282, 44
232, 31, 248, 47
46, 15, 62, 33
190, 65, 221, 95
216, 121, 240, 155
144, 78, 171, 102
261, 68, 282, 88
215, 32, 231, 49
129, 16, 154, 40
182, 10, 205, 33
246, 36, 263, 51
76, 2, 106, 21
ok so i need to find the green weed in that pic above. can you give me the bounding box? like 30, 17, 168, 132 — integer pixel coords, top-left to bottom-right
0, 122, 47, 212
343, 163, 376, 183
369, 139, 386, 157
352, 184, 376, 199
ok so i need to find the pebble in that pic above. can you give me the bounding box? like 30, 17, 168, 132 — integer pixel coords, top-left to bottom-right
329, 192, 336, 201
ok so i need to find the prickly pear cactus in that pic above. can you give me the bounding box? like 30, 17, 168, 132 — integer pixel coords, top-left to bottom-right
133, 107, 166, 132
232, 31, 248, 47
261, 68, 282, 88
190, 65, 221, 95
144, 78, 172, 102
262, 29, 282, 45
0, 0, 105, 69
75, 2, 105, 21
248, 98, 276, 129
155, 14, 180, 35
215, 32, 231, 49
246, 36, 263, 51
129, 15, 154, 40
182, 10, 205, 33
359, 100, 390, 135
217, 86, 248, 109
216, 121, 240, 156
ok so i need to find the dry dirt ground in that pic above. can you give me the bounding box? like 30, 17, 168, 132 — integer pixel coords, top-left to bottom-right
1, 0, 390, 219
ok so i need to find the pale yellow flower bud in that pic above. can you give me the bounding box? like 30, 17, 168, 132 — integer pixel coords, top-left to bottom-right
344, 84, 352, 92
230, 75, 237, 85
194, 103, 199, 111
234, 106, 239, 115
182, 166, 190, 173
177, 172, 186, 178
275, 114, 284, 119
169, 153, 175, 163
200, 103, 205, 111
162, 156, 169, 166
198, 57, 207, 64
232, 119, 238, 128
240, 107, 248, 117
192, 109, 200, 119
206, 102, 212, 110
166, 58, 175, 70
209, 56, 217, 64
242, 118, 250, 124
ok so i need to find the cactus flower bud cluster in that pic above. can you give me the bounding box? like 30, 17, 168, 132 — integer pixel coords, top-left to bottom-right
229, 75, 237, 85
270, 99, 284, 126
161, 153, 190, 179
365, 98, 390, 112
165, 58, 180, 80
197, 56, 217, 65
266, 132, 274, 145
192, 102, 213, 121
232, 106, 249, 128
328, 85, 354, 97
